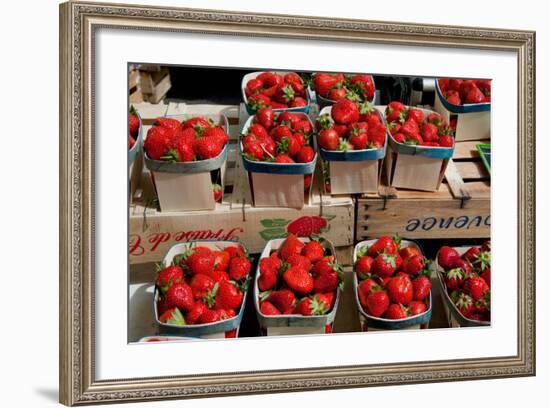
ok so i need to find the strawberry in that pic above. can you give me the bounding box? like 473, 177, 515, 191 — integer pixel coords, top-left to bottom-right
372, 253, 399, 278
475, 294, 490, 315
454, 292, 475, 318
367, 123, 386, 148
293, 119, 313, 135
302, 241, 325, 263
464, 276, 489, 301
318, 128, 340, 150
159, 307, 186, 326
156, 296, 170, 316
445, 90, 461, 105
482, 240, 491, 252
295, 146, 315, 163
355, 255, 374, 279
399, 247, 421, 260
439, 134, 454, 147
258, 267, 277, 292
465, 86, 485, 104
316, 292, 336, 310
402, 255, 427, 276
463, 247, 481, 263
294, 296, 328, 316
357, 278, 380, 308
445, 268, 464, 291
165, 282, 195, 312
350, 74, 375, 100
438, 246, 460, 269
469, 313, 488, 322
452, 258, 473, 278
248, 93, 271, 111
385, 303, 409, 320
129, 135, 136, 149
290, 97, 308, 108
155, 117, 181, 130
260, 301, 281, 315
214, 281, 243, 311
310, 257, 338, 277
192, 137, 222, 160
224, 246, 245, 259
481, 267, 491, 287
246, 78, 263, 95
274, 154, 294, 163
421, 122, 439, 142
386, 274, 413, 305
183, 117, 212, 130
412, 274, 431, 301
186, 247, 215, 276
212, 250, 230, 271
144, 126, 171, 160
409, 300, 427, 316
286, 216, 327, 236
268, 289, 296, 312
185, 302, 207, 324
203, 126, 229, 147
212, 184, 223, 202
243, 141, 265, 161
332, 99, 360, 125
385, 101, 406, 122
129, 113, 140, 137
199, 308, 223, 324
255, 107, 275, 130
407, 108, 425, 124
156, 265, 184, 294
283, 266, 313, 295
328, 87, 347, 101
280, 234, 305, 260
228, 257, 251, 281
368, 236, 399, 257
349, 131, 369, 150
313, 269, 339, 293
287, 254, 311, 270
190, 273, 215, 301
364, 290, 390, 317
205, 270, 229, 284
260, 255, 282, 274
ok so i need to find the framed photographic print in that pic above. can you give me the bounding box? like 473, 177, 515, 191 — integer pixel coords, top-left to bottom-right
59, 1, 535, 405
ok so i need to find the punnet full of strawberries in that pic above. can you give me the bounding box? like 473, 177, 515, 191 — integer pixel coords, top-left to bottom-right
384, 102, 455, 147
144, 116, 229, 162
128, 106, 140, 150
316, 100, 387, 151
244, 71, 308, 111
155, 243, 251, 327
313, 73, 375, 103
355, 236, 431, 320
437, 241, 491, 323
438, 78, 491, 105
257, 235, 343, 317
241, 107, 315, 165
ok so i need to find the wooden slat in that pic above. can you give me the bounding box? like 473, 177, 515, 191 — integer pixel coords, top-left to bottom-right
454, 160, 489, 180
452, 140, 489, 160
444, 159, 471, 200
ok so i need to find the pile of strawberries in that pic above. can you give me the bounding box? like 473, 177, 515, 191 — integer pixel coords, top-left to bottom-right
244, 71, 308, 111
313, 73, 375, 103
316, 100, 387, 151
438, 78, 491, 105
242, 107, 315, 166
385, 101, 454, 147
144, 116, 229, 162
355, 236, 431, 320
129, 106, 140, 150
437, 242, 491, 322
155, 244, 251, 331
257, 235, 343, 317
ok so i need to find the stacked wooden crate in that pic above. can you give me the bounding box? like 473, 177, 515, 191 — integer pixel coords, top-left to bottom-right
129, 65, 172, 104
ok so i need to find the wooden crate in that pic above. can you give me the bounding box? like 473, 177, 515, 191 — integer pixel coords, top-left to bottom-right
129, 67, 172, 104
129, 101, 354, 265
356, 139, 490, 240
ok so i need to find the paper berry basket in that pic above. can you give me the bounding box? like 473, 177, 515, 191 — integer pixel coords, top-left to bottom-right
241, 71, 311, 115
314, 74, 376, 110
434, 245, 490, 328
143, 114, 229, 212
434, 79, 491, 141
153, 240, 248, 339
253, 237, 341, 336
129, 111, 142, 165
317, 106, 386, 194
352, 238, 432, 331
129, 109, 143, 198
385, 106, 454, 192
240, 113, 317, 208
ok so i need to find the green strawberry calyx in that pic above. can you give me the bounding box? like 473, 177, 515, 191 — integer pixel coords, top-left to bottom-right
380, 253, 397, 269
164, 308, 186, 326
204, 282, 219, 308
259, 290, 272, 302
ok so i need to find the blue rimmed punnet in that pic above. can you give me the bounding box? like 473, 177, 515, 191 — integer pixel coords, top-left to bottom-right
353, 238, 433, 330
435, 79, 491, 114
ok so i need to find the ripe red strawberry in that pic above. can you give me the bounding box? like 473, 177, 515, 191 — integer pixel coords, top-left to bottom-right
318, 128, 340, 150
228, 257, 251, 281
349, 131, 369, 150
144, 126, 171, 160
445, 90, 461, 105
199, 308, 222, 324
452, 258, 473, 278
355, 255, 374, 279
274, 154, 294, 163
464, 276, 489, 301
185, 302, 207, 324
407, 108, 425, 124
213, 250, 230, 271
155, 117, 181, 130
438, 246, 460, 269
165, 282, 195, 312
183, 117, 212, 130
386, 274, 413, 305
190, 273, 215, 301
372, 253, 399, 278
203, 126, 229, 147
385, 303, 409, 320
409, 300, 427, 316
156, 265, 184, 294
260, 255, 282, 274
364, 290, 390, 317
186, 247, 215, 275
465, 86, 485, 104
445, 268, 464, 291
385, 101, 406, 122
421, 122, 439, 142
258, 267, 277, 292
283, 266, 313, 296
302, 241, 325, 263
214, 281, 243, 311
454, 292, 475, 318
243, 141, 265, 161
357, 278, 380, 308
287, 254, 311, 270
295, 146, 315, 163
350, 74, 375, 100
290, 97, 308, 108
368, 236, 399, 257
286, 216, 327, 236
474, 295, 490, 315
193, 136, 223, 160
481, 267, 491, 287
260, 301, 281, 315
246, 78, 263, 95
402, 255, 426, 276
439, 134, 454, 147
280, 234, 305, 260
463, 247, 481, 263
482, 240, 491, 252
212, 183, 223, 203
129, 113, 140, 137
412, 274, 431, 301
469, 313, 488, 322
293, 119, 313, 135
205, 269, 229, 284
294, 296, 328, 316
156, 296, 170, 316
159, 307, 186, 326
314, 73, 340, 97
268, 289, 296, 312
328, 87, 346, 101
332, 99, 360, 125
316, 292, 336, 311
313, 269, 339, 293
399, 246, 421, 260
310, 257, 337, 277
224, 246, 245, 259
255, 107, 275, 130
367, 123, 386, 148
